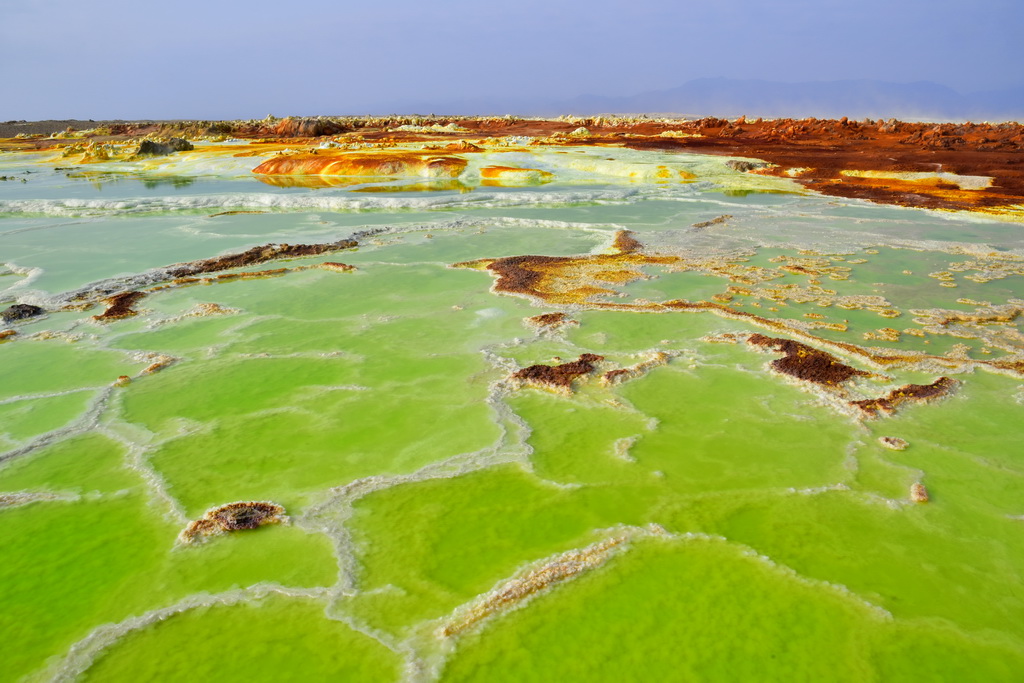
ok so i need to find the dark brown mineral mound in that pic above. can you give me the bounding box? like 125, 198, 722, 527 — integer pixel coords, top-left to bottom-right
179, 501, 287, 544
850, 377, 958, 416
167, 240, 357, 278
748, 333, 872, 386
93, 291, 146, 320
512, 353, 605, 389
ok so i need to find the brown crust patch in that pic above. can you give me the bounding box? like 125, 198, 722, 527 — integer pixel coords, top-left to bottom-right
320, 262, 356, 273
93, 291, 146, 320
692, 215, 733, 229
0, 329, 15, 341
511, 353, 604, 390
611, 230, 643, 254
602, 352, 672, 385
525, 312, 577, 329
167, 241, 357, 279
748, 333, 872, 386
849, 377, 958, 416
179, 501, 287, 544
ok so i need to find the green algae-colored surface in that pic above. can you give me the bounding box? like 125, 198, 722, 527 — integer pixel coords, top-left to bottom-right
1, 143, 1023, 681
81, 596, 401, 682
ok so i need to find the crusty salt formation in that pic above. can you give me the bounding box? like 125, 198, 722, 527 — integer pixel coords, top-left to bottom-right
850, 377, 958, 416
910, 482, 930, 503
252, 150, 468, 179
439, 536, 625, 638
93, 291, 145, 321
178, 501, 288, 544
602, 352, 673, 385
166, 240, 358, 279
524, 312, 577, 331
747, 333, 872, 386
879, 436, 909, 451
319, 262, 356, 273
511, 354, 604, 392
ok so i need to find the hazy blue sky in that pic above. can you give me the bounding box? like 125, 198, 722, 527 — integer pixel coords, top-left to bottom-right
2, 0, 1022, 119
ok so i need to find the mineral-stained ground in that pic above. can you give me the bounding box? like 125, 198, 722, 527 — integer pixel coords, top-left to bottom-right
1, 115, 1023, 681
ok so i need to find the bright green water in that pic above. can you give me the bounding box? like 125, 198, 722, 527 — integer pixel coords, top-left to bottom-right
1, 144, 1022, 681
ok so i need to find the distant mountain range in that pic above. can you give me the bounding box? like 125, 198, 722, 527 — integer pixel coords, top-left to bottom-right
383, 78, 1024, 121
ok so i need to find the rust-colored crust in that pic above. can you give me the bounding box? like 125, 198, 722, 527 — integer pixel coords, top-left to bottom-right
166, 241, 357, 279
178, 501, 287, 544
456, 243, 1024, 380
93, 291, 146, 320
849, 377, 958, 416
611, 230, 643, 254
747, 333, 873, 386
511, 353, 604, 390
525, 312, 577, 329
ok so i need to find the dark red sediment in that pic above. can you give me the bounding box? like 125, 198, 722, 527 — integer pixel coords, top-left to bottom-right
850, 377, 958, 416
616, 117, 1024, 213
526, 312, 576, 328
93, 291, 145, 320
512, 353, 605, 389
166, 241, 357, 278
747, 333, 873, 386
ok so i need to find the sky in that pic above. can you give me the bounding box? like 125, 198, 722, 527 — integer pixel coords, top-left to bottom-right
1, 0, 1022, 120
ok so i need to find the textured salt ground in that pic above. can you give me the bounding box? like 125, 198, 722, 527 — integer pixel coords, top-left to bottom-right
2, 138, 1023, 681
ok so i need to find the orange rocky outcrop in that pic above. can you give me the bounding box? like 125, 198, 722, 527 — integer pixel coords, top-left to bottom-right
252, 151, 467, 178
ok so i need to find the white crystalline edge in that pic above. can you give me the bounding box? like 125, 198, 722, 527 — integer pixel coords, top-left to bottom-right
0, 188, 650, 217
418, 527, 896, 682
32, 584, 334, 683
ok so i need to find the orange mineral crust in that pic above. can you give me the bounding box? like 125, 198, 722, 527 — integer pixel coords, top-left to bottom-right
252, 151, 468, 178
525, 312, 578, 330
479, 165, 554, 186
